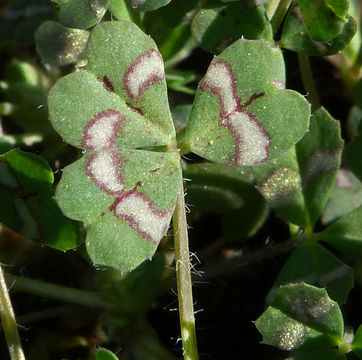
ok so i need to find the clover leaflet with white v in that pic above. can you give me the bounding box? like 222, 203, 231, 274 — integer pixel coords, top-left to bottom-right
49, 21, 180, 271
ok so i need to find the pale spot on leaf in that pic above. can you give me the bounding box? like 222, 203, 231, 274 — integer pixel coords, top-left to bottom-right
87, 150, 124, 195
82, 110, 123, 150
277, 319, 308, 351
112, 191, 171, 243
201, 61, 238, 116
303, 149, 340, 182
227, 111, 270, 165
258, 167, 300, 203
124, 49, 165, 100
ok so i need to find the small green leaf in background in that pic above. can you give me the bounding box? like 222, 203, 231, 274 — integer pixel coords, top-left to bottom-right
129, 0, 171, 12
298, 0, 349, 42
296, 107, 343, 227
96, 347, 119, 360
254, 148, 307, 227
322, 169, 362, 224
255, 283, 344, 352
270, 242, 353, 304
346, 136, 362, 181
352, 325, 362, 358
280, 6, 357, 56
191, 0, 272, 54
0, 150, 80, 250
35, 21, 89, 66
48, 21, 181, 271
143, 0, 197, 64
323, 206, 362, 260
183, 163, 268, 239
58, 0, 111, 29
254, 107, 343, 229
183, 39, 310, 167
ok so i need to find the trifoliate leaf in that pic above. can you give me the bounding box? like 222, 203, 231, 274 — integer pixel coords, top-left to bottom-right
48, 21, 181, 271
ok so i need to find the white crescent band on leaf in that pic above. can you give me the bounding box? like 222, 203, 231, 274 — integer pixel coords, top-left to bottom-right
123, 49, 165, 100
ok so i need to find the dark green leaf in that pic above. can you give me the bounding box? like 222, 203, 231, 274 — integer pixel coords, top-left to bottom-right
298, 0, 349, 42
58, 0, 111, 29
129, 0, 171, 12
296, 107, 343, 227
354, 80, 362, 109
271, 242, 353, 304
280, 6, 357, 56
322, 169, 362, 224
143, 0, 197, 63
323, 206, 362, 260
184, 39, 310, 167
0, 150, 80, 250
191, 0, 272, 54
255, 283, 344, 351
183, 162, 268, 238
346, 136, 362, 181
35, 21, 89, 66
352, 325, 362, 358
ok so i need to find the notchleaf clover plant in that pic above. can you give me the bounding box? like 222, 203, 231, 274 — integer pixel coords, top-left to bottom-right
48, 20, 311, 272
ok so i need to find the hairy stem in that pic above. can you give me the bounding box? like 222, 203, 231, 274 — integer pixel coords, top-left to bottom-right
0, 266, 25, 360
4, 273, 112, 310
298, 52, 321, 111
270, 0, 292, 35
173, 176, 199, 360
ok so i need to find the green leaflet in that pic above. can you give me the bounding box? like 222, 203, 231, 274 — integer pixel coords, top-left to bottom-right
254, 107, 343, 228
48, 21, 181, 271
58, 0, 111, 29
183, 39, 310, 167
323, 206, 362, 260
35, 21, 89, 66
270, 242, 353, 304
95, 348, 120, 360
298, 0, 349, 42
129, 0, 172, 12
352, 325, 362, 358
0, 149, 80, 250
280, 6, 357, 56
191, 0, 272, 54
255, 283, 344, 352
322, 169, 362, 225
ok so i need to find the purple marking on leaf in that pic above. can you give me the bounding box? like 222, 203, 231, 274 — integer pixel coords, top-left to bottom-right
82, 110, 124, 151
200, 60, 239, 117
200, 59, 270, 165
123, 49, 165, 100
126, 103, 144, 116
99, 76, 115, 92
110, 189, 171, 244
86, 149, 124, 195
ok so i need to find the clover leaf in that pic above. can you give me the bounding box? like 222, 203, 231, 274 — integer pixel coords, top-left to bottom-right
255, 283, 344, 352
183, 39, 310, 167
48, 21, 181, 271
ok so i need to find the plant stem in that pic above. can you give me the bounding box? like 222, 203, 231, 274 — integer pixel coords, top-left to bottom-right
0, 266, 25, 360
173, 176, 199, 360
270, 0, 292, 35
297, 52, 321, 111
4, 273, 112, 310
